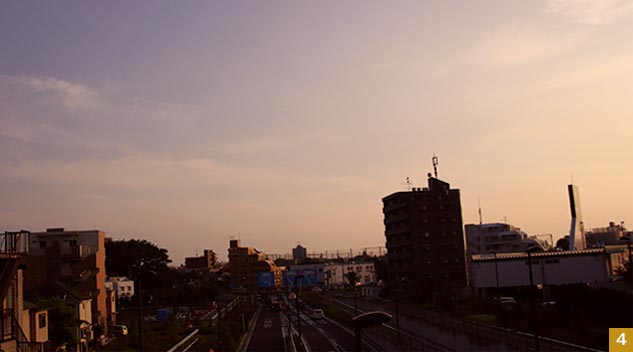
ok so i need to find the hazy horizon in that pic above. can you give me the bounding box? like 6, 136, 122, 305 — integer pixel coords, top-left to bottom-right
1, 1, 631, 265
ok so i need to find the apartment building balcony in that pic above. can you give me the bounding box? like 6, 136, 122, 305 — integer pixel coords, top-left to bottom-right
1, 309, 46, 352
44, 244, 84, 260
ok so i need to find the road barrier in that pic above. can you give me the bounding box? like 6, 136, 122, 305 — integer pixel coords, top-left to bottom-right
166, 329, 199, 352
368, 297, 604, 352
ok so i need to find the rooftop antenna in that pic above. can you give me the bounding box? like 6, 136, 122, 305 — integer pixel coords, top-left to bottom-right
402, 177, 412, 191
478, 197, 483, 225
432, 154, 439, 179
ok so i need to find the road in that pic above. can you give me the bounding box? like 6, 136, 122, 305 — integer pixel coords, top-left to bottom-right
245, 307, 287, 352
246, 301, 377, 352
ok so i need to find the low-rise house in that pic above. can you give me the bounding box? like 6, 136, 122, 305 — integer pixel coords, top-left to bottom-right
0, 230, 49, 352
27, 281, 93, 352
106, 276, 135, 300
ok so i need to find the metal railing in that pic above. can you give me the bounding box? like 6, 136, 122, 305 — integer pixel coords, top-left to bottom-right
0, 309, 14, 342
369, 297, 604, 352
324, 296, 453, 351
166, 329, 199, 352
0, 231, 30, 254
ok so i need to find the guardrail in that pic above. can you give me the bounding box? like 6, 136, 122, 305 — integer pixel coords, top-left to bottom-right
369, 297, 604, 352
166, 329, 199, 352
324, 296, 453, 352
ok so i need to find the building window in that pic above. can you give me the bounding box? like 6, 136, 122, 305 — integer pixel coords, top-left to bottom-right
38, 314, 46, 329
40, 241, 47, 248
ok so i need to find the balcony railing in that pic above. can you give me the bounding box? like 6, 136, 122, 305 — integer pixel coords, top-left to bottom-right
0, 231, 30, 254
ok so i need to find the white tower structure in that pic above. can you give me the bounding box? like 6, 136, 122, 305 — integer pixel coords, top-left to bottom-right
568, 184, 586, 250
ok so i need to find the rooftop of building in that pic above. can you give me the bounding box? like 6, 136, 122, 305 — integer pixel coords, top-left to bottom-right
471, 245, 629, 262
383, 177, 456, 201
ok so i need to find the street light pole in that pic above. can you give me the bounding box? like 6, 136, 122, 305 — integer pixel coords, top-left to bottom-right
493, 252, 500, 303
137, 277, 143, 352
353, 285, 358, 315
352, 311, 392, 352
527, 249, 540, 352
295, 274, 305, 346
627, 235, 633, 289
217, 300, 222, 352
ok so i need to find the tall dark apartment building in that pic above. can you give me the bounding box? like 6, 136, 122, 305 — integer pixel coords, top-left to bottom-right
383, 176, 468, 298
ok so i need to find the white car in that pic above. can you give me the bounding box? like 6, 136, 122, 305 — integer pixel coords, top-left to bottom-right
311, 309, 324, 320
498, 296, 517, 304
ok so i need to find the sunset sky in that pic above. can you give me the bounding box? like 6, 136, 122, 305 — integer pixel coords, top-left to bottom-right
1, 1, 631, 264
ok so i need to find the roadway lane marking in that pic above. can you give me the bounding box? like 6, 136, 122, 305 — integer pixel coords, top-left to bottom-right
300, 312, 345, 352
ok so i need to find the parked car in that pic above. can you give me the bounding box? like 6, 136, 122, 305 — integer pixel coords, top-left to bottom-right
288, 292, 297, 300
497, 296, 517, 304
311, 309, 324, 320
111, 325, 128, 336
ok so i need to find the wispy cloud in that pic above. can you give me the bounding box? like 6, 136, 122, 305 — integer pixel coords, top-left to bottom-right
0, 74, 103, 112
512, 52, 633, 100
0, 74, 204, 157
467, 25, 581, 67
547, 0, 633, 24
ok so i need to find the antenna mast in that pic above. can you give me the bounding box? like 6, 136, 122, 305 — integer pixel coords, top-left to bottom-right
432, 154, 439, 178
403, 177, 412, 191
478, 197, 483, 225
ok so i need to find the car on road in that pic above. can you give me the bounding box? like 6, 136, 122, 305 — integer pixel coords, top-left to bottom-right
311, 309, 324, 320
271, 301, 282, 311
288, 292, 297, 300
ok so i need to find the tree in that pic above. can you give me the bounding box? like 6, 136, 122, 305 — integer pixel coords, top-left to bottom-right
106, 239, 171, 277
36, 296, 77, 349
555, 237, 569, 250
373, 257, 389, 285
105, 239, 172, 299
616, 259, 632, 286
346, 271, 359, 286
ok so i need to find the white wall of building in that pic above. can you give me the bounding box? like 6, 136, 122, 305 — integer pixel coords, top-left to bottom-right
106, 277, 135, 298
471, 250, 610, 288
325, 262, 376, 286
78, 299, 92, 324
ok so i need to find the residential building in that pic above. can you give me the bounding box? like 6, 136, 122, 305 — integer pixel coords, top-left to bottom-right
184, 249, 218, 270
586, 221, 631, 247
105, 276, 135, 299
27, 281, 93, 352
0, 231, 49, 352
383, 175, 468, 299
292, 245, 307, 263
465, 223, 547, 255
228, 240, 282, 289
26, 228, 110, 331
